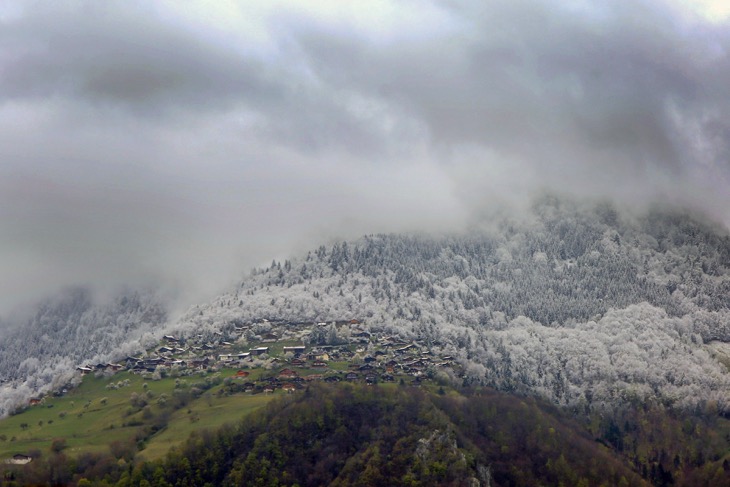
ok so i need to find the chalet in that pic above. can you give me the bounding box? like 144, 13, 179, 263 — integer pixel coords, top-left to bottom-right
363, 355, 376, 363
249, 347, 269, 356
262, 333, 278, 342
29, 398, 42, 406
190, 358, 210, 369
290, 358, 306, 367
283, 346, 306, 353
365, 374, 377, 384
324, 375, 341, 383
312, 360, 327, 368
6, 454, 32, 465
219, 354, 234, 362
144, 356, 164, 365
132, 363, 156, 373
345, 372, 359, 381
163, 335, 179, 343
306, 348, 331, 359
279, 369, 298, 379
381, 374, 395, 382
234, 370, 250, 378
76, 366, 92, 375
404, 359, 426, 369
282, 383, 297, 393
358, 364, 374, 372
157, 346, 174, 354
305, 374, 323, 381
237, 352, 251, 360
353, 331, 371, 339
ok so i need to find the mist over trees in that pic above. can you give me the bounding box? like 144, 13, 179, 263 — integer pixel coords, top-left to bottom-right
176, 197, 730, 413
0, 196, 728, 417
0, 287, 166, 416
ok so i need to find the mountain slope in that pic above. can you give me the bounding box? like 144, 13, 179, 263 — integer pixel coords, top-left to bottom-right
1, 196, 728, 417
113, 384, 651, 486
0, 287, 167, 416
174, 198, 730, 412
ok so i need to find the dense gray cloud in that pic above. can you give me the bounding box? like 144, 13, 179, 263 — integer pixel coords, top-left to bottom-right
0, 0, 728, 315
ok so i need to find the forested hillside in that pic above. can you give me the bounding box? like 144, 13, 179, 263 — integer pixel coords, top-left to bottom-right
4, 384, 656, 486
175, 197, 730, 412
1, 196, 729, 418
0, 287, 167, 417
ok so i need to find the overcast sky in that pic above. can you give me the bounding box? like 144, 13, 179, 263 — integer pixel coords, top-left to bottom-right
1, 0, 729, 315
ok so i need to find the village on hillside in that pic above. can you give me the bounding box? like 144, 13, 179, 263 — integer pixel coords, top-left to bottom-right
63, 320, 461, 400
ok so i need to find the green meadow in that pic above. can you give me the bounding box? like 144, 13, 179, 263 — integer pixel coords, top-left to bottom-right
0, 368, 277, 462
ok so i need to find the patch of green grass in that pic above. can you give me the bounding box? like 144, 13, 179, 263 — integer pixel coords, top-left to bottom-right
139, 392, 275, 461
0, 370, 276, 461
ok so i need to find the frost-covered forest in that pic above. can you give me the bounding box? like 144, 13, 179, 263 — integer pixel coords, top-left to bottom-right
176, 197, 730, 413
1, 196, 729, 417
0, 287, 166, 416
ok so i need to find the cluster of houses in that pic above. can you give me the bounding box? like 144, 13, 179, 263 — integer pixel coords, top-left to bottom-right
216, 332, 458, 395
222, 343, 457, 396
70, 320, 459, 395
8, 320, 461, 468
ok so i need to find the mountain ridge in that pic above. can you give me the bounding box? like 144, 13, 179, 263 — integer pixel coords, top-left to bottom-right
172, 198, 730, 412
1, 196, 729, 416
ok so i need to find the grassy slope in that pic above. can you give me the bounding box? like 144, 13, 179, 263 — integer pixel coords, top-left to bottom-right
1, 367, 729, 485
0, 369, 277, 461
0, 358, 398, 462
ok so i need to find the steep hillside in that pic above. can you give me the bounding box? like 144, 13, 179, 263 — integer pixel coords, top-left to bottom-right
3, 356, 728, 486
0, 287, 167, 416
2, 196, 729, 418
155, 384, 653, 486
5, 384, 657, 486
174, 198, 730, 412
